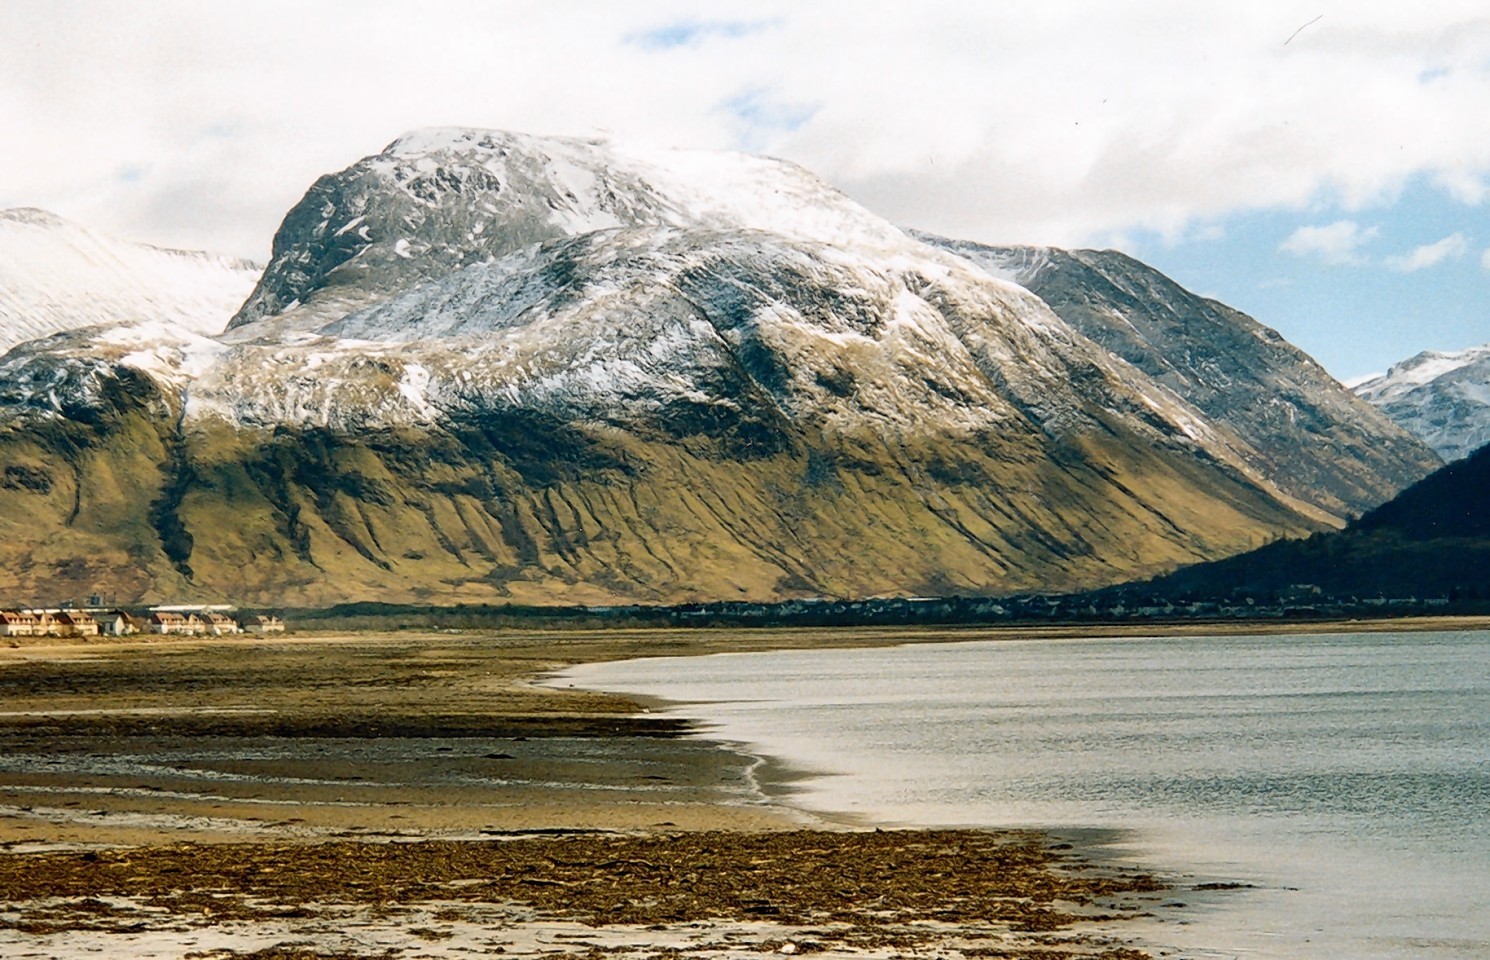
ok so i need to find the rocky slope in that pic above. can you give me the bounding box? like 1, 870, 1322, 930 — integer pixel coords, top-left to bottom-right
0, 130, 1438, 606
919, 238, 1442, 518
1352, 344, 1490, 462
227, 129, 909, 332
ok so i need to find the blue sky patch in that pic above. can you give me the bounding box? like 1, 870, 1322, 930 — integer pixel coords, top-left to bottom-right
1122, 177, 1489, 380
628, 18, 779, 51
720, 87, 817, 153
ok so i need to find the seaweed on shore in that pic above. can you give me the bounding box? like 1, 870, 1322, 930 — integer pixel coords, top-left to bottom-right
1, 829, 1163, 933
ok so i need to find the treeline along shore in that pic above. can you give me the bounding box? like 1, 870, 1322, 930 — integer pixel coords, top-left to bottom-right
286, 593, 1490, 633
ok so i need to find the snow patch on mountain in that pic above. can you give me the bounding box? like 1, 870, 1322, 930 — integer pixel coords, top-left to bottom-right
0, 208, 260, 354
1354, 344, 1490, 461
1355, 346, 1490, 398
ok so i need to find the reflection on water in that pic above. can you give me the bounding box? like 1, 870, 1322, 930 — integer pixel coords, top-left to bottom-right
566, 630, 1490, 960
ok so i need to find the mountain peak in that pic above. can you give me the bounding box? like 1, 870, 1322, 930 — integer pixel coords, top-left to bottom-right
0, 207, 72, 227
1354, 342, 1490, 461
1376, 345, 1490, 389
228, 127, 912, 331
382, 126, 604, 158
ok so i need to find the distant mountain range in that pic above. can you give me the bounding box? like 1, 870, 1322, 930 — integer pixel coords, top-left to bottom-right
0, 129, 1442, 606
1353, 344, 1490, 462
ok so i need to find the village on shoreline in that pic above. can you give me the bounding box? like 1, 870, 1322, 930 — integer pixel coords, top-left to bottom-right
0, 597, 285, 638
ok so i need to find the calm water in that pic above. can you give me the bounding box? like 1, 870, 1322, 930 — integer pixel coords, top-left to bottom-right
563, 631, 1490, 959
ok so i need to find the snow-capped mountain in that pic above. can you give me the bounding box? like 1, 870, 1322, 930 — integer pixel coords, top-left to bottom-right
0, 208, 259, 352
229, 128, 909, 331
919, 238, 1442, 517
1353, 345, 1490, 462
0, 130, 1440, 606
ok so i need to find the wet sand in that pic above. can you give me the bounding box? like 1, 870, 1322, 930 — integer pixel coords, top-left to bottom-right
0, 629, 827, 846
2, 618, 1483, 958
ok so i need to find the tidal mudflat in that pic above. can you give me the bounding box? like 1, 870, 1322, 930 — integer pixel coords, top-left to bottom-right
0, 626, 1192, 959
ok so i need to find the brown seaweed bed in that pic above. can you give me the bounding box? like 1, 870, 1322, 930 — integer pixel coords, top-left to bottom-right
0, 829, 1167, 959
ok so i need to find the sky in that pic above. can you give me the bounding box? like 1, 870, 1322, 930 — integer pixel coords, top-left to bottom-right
2, 1, 1488, 380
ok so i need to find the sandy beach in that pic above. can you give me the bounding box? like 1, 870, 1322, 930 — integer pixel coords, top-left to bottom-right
3, 618, 1484, 958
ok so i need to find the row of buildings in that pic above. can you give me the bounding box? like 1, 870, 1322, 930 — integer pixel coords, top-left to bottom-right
0, 606, 285, 638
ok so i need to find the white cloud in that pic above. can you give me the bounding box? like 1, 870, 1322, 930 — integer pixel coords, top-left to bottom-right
3, 1, 1490, 257
1385, 232, 1469, 271
1279, 220, 1379, 264
1481, 247, 1490, 270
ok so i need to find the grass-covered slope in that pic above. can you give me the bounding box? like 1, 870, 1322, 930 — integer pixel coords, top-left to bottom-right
0, 366, 1313, 607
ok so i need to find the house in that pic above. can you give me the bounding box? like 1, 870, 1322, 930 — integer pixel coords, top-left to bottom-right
96, 611, 140, 636
55, 611, 99, 637
0, 611, 38, 636
148, 611, 180, 634
203, 612, 240, 635
244, 615, 285, 634
149, 611, 202, 635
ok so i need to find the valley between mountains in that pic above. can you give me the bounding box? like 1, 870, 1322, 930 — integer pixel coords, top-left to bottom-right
0, 130, 1442, 606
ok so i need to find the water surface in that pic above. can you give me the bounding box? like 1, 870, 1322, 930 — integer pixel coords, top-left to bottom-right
564, 630, 1490, 959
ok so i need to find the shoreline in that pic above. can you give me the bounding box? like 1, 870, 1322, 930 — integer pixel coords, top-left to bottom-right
3, 617, 1486, 958
4, 615, 1485, 846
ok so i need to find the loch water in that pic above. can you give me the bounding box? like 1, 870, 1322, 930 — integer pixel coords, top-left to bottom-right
563, 630, 1490, 959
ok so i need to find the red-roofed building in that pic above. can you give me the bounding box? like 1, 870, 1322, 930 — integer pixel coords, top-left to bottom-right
55, 611, 99, 636
0, 611, 39, 636
148, 611, 201, 635
203, 612, 240, 635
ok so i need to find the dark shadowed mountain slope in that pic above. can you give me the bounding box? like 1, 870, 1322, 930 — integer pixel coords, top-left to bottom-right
1122, 440, 1490, 602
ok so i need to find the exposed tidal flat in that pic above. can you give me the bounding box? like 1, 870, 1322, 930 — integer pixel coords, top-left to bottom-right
0, 625, 1186, 959
0, 620, 1485, 959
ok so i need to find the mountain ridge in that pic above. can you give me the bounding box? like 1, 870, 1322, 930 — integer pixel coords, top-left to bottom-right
0, 129, 1441, 606
0, 207, 259, 354
915, 236, 1442, 519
